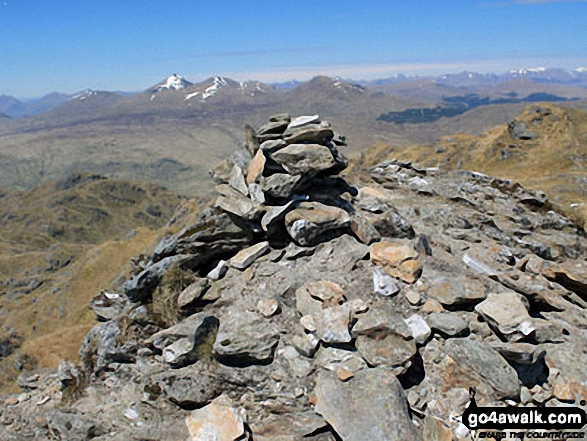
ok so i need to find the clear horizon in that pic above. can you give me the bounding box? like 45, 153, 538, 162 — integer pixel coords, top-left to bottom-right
1, 0, 586, 98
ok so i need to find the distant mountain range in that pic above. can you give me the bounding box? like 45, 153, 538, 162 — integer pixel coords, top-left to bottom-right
2, 68, 587, 119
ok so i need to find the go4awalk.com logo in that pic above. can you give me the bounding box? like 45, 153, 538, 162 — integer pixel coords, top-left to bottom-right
462, 389, 587, 439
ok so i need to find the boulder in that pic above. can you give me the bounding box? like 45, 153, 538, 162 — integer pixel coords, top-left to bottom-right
213, 311, 280, 365
260, 173, 302, 199
270, 144, 335, 175
246, 149, 266, 185
427, 312, 469, 337
283, 125, 334, 145
313, 367, 422, 441
285, 201, 351, 246
177, 278, 211, 309
215, 184, 265, 221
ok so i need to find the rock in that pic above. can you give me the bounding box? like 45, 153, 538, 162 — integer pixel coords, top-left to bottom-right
207, 260, 227, 281
404, 314, 431, 345
215, 184, 264, 220
404, 288, 422, 306
427, 313, 469, 337
462, 253, 498, 279
151, 208, 253, 265
441, 338, 520, 400
177, 278, 211, 309
123, 254, 188, 303
372, 267, 400, 296
185, 394, 245, 441
146, 312, 219, 367
228, 241, 270, 270
261, 201, 295, 231
245, 124, 260, 156
246, 149, 266, 185
257, 120, 289, 136
300, 314, 317, 332
283, 126, 334, 145
213, 311, 280, 365
314, 304, 352, 344
291, 333, 320, 358
313, 367, 422, 441
475, 291, 535, 341
301, 280, 346, 306
541, 264, 587, 298
490, 342, 546, 365
352, 306, 416, 368
260, 173, 302, 199
426, 275, 486, 307
257, 298, 280, 317
285, 202, 351, 246
269, 113, 291, 123
350, 211, 381, 245
288, 115, 320, 129
228, 164, 248, 196
270, 144, 336, 176
370, 240, 422, 284
248, 183, 265, 204
259, 139, 287, 154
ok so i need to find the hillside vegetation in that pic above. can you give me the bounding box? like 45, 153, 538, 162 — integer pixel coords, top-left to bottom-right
353, 104, 587, 224
0, 175, 185, 392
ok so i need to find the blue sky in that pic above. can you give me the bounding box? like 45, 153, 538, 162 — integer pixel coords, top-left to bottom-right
1, 0, 586, 97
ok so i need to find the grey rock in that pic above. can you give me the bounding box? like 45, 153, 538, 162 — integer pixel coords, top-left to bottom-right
269, 113, 291, 123
123, 255, 188, 303
427, 313, 469, 337
259, 139, 287, 154
404, 314, 431, 345
258, 120, 289, 136
261, 201, 295, 231
475, 291, 535, 341
288, 115, 320, 129
207, 260, 228, 281
283, 125, 334, 145
177, 278, 211, 309
314, 304, 352, 344
443, 338, 520, 400
270, 144, 335, 175
228, 164, 248, 196
285, 201, 351, 246
372, 268, 400, 296
146, 312, 219, 367
260, 173, 302, 199
213, 311, 280, 365
215, 184, 265, 220
248, 183, 265, 204
313, 367, 422, 441
151, 208, 253, 265
229, 241, 270, 270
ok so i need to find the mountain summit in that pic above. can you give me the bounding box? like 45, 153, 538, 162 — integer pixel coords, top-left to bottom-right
151, 74, 194, 93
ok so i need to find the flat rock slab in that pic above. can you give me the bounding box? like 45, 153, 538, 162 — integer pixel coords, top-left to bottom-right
427, 312, 469, 337
314, 367, 422, 441
442, 338, 520, 400
270, 144, 335, 175
285, 201, 350, 246
229, 241, 270, 270
475, 291, 534, 340
185, 394, 244, 441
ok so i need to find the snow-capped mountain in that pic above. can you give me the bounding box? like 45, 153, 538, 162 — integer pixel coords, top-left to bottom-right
151, 74, 194, 93
182, 76, 272, 103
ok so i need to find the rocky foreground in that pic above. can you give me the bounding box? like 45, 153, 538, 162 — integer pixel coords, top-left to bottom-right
1, 114, 586, 440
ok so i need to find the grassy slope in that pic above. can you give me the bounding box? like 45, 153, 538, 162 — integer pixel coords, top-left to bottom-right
0, 175, 187, 393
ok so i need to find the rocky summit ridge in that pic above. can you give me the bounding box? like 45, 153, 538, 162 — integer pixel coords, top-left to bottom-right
1, 114, 586, 440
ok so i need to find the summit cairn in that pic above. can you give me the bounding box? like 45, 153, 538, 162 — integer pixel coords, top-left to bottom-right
210, 113, 354, 248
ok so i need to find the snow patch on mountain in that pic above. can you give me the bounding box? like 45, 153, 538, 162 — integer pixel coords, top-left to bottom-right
70, 90, 97, 101
152, 74, 193, 93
